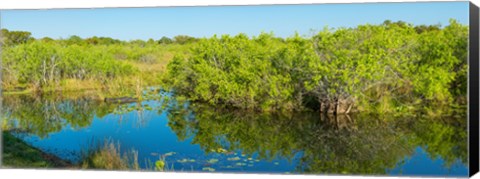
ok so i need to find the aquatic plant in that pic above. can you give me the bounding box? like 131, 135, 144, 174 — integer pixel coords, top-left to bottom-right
202, 167, 216, 172
155, 160, 165, 171
80, 139, 139, 170
227, 157, 241, 161
207, 158, 219, 164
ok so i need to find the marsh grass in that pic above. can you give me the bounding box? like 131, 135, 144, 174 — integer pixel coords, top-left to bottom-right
80, 139, 140, 170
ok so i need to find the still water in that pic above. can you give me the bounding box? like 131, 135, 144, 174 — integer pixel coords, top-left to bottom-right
1, 92, 469, 176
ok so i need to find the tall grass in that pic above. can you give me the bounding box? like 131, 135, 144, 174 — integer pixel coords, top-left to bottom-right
80, 139, 140, 170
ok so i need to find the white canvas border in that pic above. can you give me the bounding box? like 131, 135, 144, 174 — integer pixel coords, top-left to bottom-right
0, 0, 478, 179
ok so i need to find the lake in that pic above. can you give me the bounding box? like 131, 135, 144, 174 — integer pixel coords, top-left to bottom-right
1, 91, 469, 176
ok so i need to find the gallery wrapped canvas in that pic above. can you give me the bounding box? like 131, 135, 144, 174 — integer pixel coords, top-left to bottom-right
0, 1, 478, 178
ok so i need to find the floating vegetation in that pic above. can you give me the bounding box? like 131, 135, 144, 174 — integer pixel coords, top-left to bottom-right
235, 162, 247, 166
143, 104, 153, 111
241, 154, 246, 157
274, 162, 279, 165
247, 158, 253, 160
216, 148, 228, 153
227, 157, 241, 161
247, 164, 254, 167
207, 159, 219, 164
255, 159, 260, 162
163, 152, 176, 157
202, 167, 216, 172
225, 165, 234, 169
177, 158, 196, 163
150, 152, 159, 156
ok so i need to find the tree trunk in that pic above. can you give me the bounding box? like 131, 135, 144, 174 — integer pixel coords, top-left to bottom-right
333, 97, 339, 115
42, 60, 47, 85
345, 103, 353, 114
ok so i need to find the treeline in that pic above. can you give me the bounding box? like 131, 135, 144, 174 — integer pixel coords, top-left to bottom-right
2, 41, 136, 89
1, 29, 199, 47
1, 29, 194, 94
1, 20, 468, 114
163, 20, 468, 114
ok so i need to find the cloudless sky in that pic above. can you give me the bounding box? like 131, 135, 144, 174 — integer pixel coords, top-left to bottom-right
0, 1, 469, 41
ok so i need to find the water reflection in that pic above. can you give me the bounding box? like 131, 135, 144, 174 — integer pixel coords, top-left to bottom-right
1, 93, 468, 176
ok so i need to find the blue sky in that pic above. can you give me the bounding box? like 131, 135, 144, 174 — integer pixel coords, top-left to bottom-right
0, 2, 469, 40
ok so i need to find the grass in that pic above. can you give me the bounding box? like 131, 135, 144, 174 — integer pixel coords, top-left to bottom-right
2, 43, 189, 99
79, 139, 174, 171
2, 131, 72, 168
2, 132, 167, 171
80, 139, 140, 170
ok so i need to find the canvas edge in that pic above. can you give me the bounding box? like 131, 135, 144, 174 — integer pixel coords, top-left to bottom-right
469, 1, 479, 177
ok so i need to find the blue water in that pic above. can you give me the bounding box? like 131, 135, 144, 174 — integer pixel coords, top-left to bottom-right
388, 147, 468, 177
13, 100, 301, 173
4, 95, 469, 176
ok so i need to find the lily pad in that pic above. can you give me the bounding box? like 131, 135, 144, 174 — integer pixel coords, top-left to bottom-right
227, 157, 241, 161
216, 148, 228, 153
274, 162, 279, 165
163, 152, 176, 157
144, 106, 153, 110
202, 167, 215, 172
177, 159, 188, 163
207, 159, 219, 164
177, 158, 195, 163
235, 162, 247, 166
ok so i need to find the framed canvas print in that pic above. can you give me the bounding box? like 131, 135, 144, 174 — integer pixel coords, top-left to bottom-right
0, 0, 479, 178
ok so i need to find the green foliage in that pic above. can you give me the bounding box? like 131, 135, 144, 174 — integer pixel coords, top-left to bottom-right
158, 36, 173, 45
164, 33, 293, 110
1, 19, 468, 114
163, 20, 468, 113
2, 40, 136, 90
1, 29, 34, 46
155, 160, 165, 171
85, 36, 122, 45
173, 35, 198, 44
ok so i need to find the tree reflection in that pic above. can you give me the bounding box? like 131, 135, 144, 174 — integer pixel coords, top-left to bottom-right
1, 93, 468, 174
2, 93, 118, 138
166, 101, 468, 175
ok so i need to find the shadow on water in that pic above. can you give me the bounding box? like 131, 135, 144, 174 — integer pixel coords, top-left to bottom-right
0, 92, 469, 176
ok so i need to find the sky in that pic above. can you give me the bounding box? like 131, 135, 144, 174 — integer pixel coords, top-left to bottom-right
0, 1, 469, 41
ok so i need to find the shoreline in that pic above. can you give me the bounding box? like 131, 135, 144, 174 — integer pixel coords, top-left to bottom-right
2, 131, 73, 169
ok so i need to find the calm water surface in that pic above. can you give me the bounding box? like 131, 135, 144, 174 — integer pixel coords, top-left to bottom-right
1, 92, 469, 176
